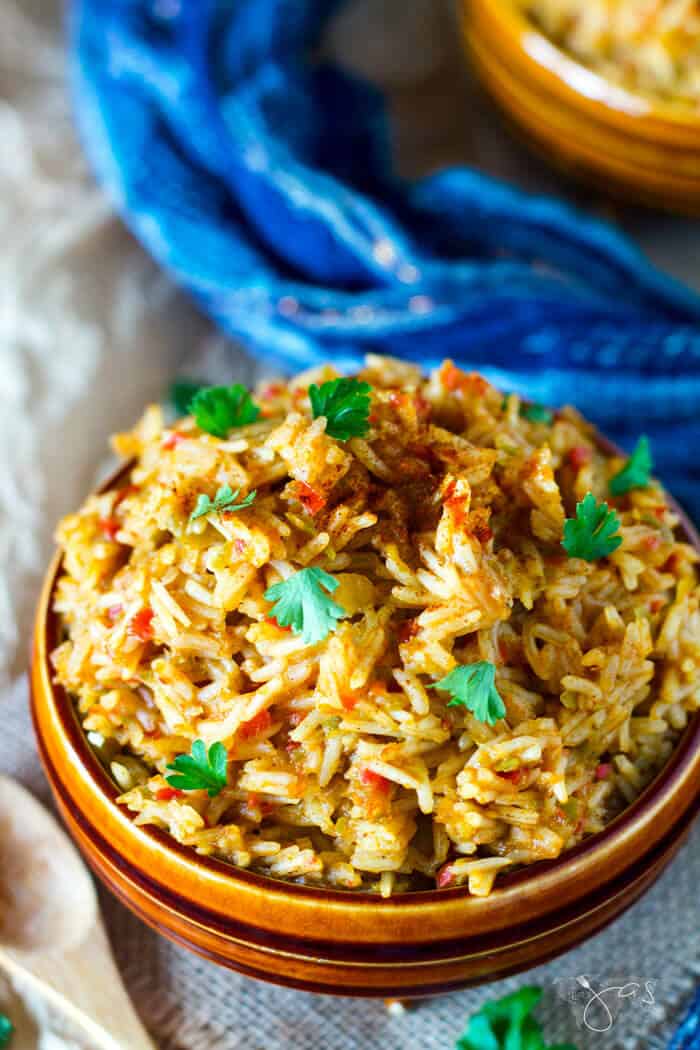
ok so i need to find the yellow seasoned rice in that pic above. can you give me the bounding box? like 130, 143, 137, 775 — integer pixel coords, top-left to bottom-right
51, 357, 700, 896
522, 0, 700, 107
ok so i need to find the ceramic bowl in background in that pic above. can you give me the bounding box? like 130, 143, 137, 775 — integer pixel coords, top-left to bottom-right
460, 0, 700, 215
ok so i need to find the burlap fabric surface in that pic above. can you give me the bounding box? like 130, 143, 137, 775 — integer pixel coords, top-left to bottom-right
0, 1, 698, 1047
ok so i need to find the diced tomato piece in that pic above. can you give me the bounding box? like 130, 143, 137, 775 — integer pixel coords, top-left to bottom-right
595, 763, 612, 780
441, 361, 464, 392
239, 709, 273, 739
261, 383, 284, 400
266, 614, 292, 633
437, 864, 455, 888
246, 792, 273, 816
155, 787, 183, 801
497, 768, 523, 784
130, 607, 154, 642
340, 692, 359, 711
568, 446, 592, 470
398, 619, 418, 644
113, 484, 138, 508
98, 517, 121, 540
643, 534, 661, 551
360, 767, 391, 792
653, 506, 666, 520
285, 739, 300, 754
289, 480, 326, 515
162, 432, 186, 450
445, 495, 467, 526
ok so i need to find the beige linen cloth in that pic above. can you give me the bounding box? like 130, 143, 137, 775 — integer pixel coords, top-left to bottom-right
0, 2, 698, 1047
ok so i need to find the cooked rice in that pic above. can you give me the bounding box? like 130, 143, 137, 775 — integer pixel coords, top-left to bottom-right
522, 0, 700, 107
51, 357, 700, 896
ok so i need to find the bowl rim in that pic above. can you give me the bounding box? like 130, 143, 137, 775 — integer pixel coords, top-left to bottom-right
464, 0, 700, 133
33, 430, 700, 910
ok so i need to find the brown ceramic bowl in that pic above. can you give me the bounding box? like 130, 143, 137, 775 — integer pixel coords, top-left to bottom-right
31, 449, 700, 997
460, 0, 700, 214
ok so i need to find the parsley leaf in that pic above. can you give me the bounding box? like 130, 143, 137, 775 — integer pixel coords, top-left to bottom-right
521, 403, 553, 425
170, 379, 204, 416
0, 1015, 13, 1049
562, 492, 622, 561
190, 384, 260, 438
189, 485, 256, 523
264, 567, 345, 645
308, 378, 372, 440
165, 739, 228, 797
431, 661, 506, 725
609, 436, 653, 496
456, 986, 577, 1050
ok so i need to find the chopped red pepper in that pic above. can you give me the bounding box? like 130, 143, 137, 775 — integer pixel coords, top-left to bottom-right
568, 446, 592, 470
155, 787, 183, 801
340, 692, 359, 711
239, 709, 273, 739
653, 506, 666, 520
441, 361, 464, 392
98, 517, 121, 540
497, 768, 523, 784
360, 767, 391, 792
437, 864, 455, 888
649, 597, 666, 614
285, 739, 300, 754
398, 618, 418, 644
595, 763, 612, 780
162, 432, 186, 450
643, 534, 661, 551
130, 607, 155, 642
266, 614, 292, 633
113, 484, 138, 508
288, 480, 326, 515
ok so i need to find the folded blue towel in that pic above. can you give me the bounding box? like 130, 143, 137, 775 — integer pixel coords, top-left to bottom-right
73, 0, 700, 522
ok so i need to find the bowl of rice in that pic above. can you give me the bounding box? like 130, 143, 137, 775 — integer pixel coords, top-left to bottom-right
460, 0, 700, 214
32, 356, 700, 995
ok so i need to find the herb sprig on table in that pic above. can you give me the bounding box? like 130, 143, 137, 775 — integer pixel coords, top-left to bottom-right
165, 740, 228, 797
264, 567, 345, 645
431, 661, 506, 726
456, 986, 577, 1050
309, 378, 372, 440
0, 1014, 13, 1049
562, 493, 622, 561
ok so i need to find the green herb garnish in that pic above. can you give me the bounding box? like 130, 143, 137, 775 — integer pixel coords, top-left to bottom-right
609, 436, 653, 496
308, 378, 372, 440
165, 740, 228, 797
431, 661, 506, 726
456, 986, 577, 1050
190, 384, 260, 438
189, 485, 256, 523
521, 403, 553, 425
562, 492, 622, 561
170, 379, 204, 416
0, 1015, 13, 1049
264, 567, 345, 645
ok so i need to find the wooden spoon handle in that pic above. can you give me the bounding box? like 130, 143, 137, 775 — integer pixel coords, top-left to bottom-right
0, 923, 155, 1050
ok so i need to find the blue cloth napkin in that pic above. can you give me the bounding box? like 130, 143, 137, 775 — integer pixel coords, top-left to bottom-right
72, 0, 700, 525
